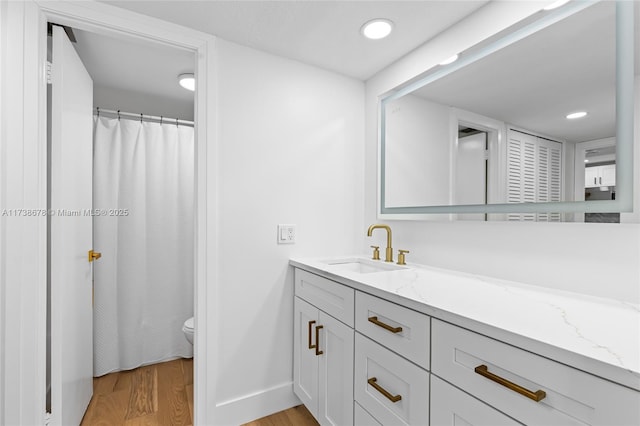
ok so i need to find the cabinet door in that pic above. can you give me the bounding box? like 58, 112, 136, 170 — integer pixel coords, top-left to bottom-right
585, 166, 599, 188
431, 375, 522, 426
294, 297, 320, 418
354, 333, 429, 426
318, 311, 354, 426
600, 164, 616, 186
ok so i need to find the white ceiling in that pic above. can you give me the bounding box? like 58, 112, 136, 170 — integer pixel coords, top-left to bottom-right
99, 0, 489, 81
70, 0, 636, 138
72, 28, 196, 108
70, 0, 493, 118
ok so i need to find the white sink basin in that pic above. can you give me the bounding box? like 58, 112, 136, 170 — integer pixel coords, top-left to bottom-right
323, 258, 407, 274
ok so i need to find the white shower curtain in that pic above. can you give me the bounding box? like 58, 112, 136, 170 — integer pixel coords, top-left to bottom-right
93, 116, 194, 376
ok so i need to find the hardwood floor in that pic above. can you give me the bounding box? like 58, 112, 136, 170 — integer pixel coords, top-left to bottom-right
241, 405, 319, 426
81, 358, 193, 426
82, 359, 316, 426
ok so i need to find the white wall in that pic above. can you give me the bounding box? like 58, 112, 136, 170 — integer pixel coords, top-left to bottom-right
211, 39, 364, 424
365, 2, 640, 304
385, 94, 450, 207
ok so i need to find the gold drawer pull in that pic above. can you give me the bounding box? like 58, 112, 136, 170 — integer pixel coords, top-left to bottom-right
474, 365, 546, 402
367, 377, 402, 403
315, 325, 323, 356
368, 316, 402, 333
308, 320, 316, 349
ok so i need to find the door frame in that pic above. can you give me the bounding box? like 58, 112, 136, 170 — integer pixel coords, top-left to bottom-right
450, 108, 506, 220
573, 137, 617, 223
0, 1, 217, 424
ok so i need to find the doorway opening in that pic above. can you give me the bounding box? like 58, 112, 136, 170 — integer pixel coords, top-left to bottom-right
574, 138, 619, 223
455, 124, 489, 221
46, 22, 196, 425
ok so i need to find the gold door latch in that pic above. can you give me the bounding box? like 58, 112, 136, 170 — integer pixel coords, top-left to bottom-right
88, 249, 102, 263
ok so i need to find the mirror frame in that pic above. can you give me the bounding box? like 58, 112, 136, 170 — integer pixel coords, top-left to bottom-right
379, 0, 634, 218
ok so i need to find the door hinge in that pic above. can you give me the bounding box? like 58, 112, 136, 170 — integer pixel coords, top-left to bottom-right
46, 61, 52, 85
44, 411, 51, 426
483, 149, 490, 160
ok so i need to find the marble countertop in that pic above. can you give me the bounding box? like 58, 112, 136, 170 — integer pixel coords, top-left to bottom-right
290, 256, 640, 391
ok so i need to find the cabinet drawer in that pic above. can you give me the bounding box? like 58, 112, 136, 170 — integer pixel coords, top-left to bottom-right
432, 319, 640, 425
354, 333, 429, 425
295, 269, 355, 326
356, 291, 430, 369
431, 375, 522, 426
354, 401, 382, 426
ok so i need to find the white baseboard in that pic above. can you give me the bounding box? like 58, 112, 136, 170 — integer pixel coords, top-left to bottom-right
212, 381, 301, 425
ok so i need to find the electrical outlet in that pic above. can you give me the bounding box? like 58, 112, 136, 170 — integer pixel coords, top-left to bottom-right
277, 224, 296, 244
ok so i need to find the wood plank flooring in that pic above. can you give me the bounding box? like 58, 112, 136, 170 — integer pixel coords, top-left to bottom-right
82, 358, 316, 426
81, 358, 193, 426
241, 405, 319, 426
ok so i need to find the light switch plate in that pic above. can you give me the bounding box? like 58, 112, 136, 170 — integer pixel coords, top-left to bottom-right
277, 224, 296, 244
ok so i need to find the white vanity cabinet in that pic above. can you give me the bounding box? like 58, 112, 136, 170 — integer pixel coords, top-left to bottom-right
293, 269, 355, 425
291, 262, 640, 426
354, 291, 430, 425
431, 319, 640, 426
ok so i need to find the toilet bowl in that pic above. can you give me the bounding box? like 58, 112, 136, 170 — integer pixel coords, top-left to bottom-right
182, 317, 194, 345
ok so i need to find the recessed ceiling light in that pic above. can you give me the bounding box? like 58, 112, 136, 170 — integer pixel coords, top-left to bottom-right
178, 73, 195, 91
439, 54, 459, 65
361, 19, 394, 40
543, 0, 570, 11
566, 111, 587, 119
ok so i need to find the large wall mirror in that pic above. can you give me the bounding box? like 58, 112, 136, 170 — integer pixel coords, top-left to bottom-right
379, 0, 636, 221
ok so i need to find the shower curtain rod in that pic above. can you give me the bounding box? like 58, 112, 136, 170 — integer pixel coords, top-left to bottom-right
94, 107, 194, 127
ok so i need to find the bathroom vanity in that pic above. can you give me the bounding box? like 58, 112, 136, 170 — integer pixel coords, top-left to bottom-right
290, 257, 640, 425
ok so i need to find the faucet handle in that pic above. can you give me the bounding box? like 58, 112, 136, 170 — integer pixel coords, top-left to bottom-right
397, 249, 410, 265
370, 245, 380, 260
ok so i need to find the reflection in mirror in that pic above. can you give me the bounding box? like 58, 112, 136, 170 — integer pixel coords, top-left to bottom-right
380, 1, 635, 221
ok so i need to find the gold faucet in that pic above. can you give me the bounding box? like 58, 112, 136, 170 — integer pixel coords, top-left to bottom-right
367, 224, 393, 262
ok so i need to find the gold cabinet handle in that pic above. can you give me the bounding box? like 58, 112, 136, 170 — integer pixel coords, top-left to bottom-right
315, 325, 323, 356
88, 249, 102, 262
368, 316, 402, 333
367, 377, 402, 403
474, 365, 546, 402
308, 320, 316, 349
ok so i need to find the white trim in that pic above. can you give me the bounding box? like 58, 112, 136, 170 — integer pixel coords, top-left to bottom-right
574, 137, 617, 223
1, 1, 217, 423
214, 382, 301, 425
450, 108, 507, 221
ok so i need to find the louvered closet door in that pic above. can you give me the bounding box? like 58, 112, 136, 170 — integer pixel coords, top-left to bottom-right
536, 138, 562, 221
507, 130, 562, 222
507, 131, 537, 221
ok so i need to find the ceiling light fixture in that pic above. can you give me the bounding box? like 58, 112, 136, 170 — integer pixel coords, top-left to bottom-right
543, 0, 570, 11
566, 111, 587, 119
178, 73, 195, 91
439, 54, 459, 65
361, 19, 394, 40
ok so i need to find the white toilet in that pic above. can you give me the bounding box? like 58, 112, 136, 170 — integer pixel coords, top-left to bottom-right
182, 317, 194, 345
